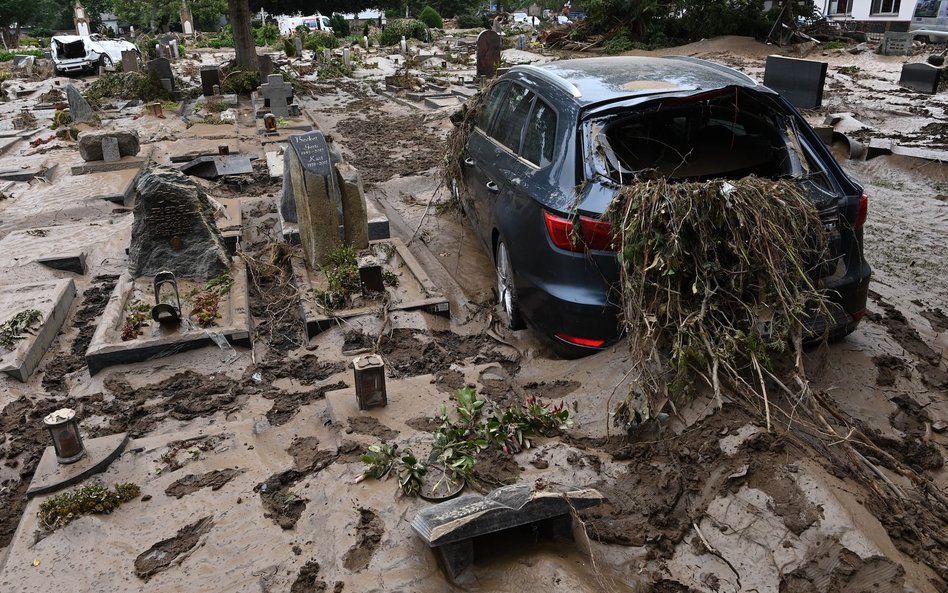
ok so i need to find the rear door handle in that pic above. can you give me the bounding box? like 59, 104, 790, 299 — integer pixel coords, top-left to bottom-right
464, 157, 475, 166
486, 181, 499, 193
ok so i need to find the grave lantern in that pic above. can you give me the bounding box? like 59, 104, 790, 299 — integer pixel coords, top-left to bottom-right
263, 113, 278, 134
44, 408, 86, 464
353, 355, 387, 410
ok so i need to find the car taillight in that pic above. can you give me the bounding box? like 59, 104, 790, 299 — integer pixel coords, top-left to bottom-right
855, 192, 868, 229
555, 333, 606, 348
543, 210, 616, 252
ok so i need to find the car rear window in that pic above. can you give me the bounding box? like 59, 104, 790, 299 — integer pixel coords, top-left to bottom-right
491, 84, 535, 153
522, 99, 557, 167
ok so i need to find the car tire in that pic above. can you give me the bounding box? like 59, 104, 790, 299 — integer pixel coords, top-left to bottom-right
495, 239, 526, 330
99, 54, 113, 71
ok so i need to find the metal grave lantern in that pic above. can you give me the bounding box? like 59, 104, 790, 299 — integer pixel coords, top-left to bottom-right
43, 408, 86, 464
353, 354, 387, 410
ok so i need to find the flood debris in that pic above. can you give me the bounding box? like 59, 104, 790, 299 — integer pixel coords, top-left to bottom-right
134, 515, 214, 580
37, 482, 140, 530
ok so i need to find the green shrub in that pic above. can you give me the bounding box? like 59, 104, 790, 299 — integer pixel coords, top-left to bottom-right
379, 19, 429, 46
456, 13, 486, 29
329, 13, 350, 37
284, 37, 296, 56
221, 70, 260, 95
254, 22, 279, 46
136, 34, 158, 60
419, 6, 444, 29
38, 483, 140, 530
304, 31, 338, 51
603, 31, 634, 54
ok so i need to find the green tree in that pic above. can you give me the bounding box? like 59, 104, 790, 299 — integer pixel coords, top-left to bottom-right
0, 0, 61, 45
418, 5, 442, 28
111, 0, 225, 31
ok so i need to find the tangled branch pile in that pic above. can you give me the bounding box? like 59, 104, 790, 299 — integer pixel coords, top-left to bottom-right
441, 81, 496, 193
0, 309, 43, 350
84, 72, 170, 105
605, 176, 828, 429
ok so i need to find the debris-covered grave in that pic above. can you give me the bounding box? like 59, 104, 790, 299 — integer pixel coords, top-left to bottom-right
85, 168, 250, 373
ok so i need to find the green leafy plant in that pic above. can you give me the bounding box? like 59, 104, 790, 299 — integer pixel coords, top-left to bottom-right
84, 72, 170, 105
38, 483, 140, 530
396, 449, 426, 496
0, 309, 43, 350
50, 110, 72, 130
304, 31, 338, 52
329, 13, 350, 37
221, 70, 260, 95
379, 19, 429, 46
254, 22, 280, 46
313, 245, 361, 310
361, 442, 397, 479
121, 301, 151, 341
419, 6, 444, 29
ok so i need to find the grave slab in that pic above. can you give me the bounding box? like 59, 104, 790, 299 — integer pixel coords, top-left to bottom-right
899, 62, 941, 94
291, 238, 449, 338
70, 157, 148, 176
66, 83, 95, 123
0, 279, 76, 382
37, 251, 87, 274
213, 197, 242, 254
411, 483, 604, 579
178, 155, 254, 179
278, 195, 390, 244
84, 261, 251, 375
27, 433, 130, 498
762, 55, 828, 109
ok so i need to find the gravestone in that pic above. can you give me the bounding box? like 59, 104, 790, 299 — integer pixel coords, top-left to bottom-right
121, 50, 140, 73
411, 483, 604, 579
127, 168, 230, 280
258, 54, 274, 82
200, 65, 222, 97
294, 36, 303, 56
260, 74, 293, 118
74, 1, 90, 36
65, 84, 94, 123
516, 34, 527, 51
762, 55, 827, 109
335, 162, 369, 249
476, 30, 502, 78
286, 131, 342, 267
881, 31, 913, 56
146, 57, 175, 91
180, 0, 196, 36
78, 130, 140, 161
100, 137, 121, 162
899, 62, 941, 94
342, 48, 351, 69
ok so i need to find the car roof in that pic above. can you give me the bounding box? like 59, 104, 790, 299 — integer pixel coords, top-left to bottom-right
511, 56, 760, 106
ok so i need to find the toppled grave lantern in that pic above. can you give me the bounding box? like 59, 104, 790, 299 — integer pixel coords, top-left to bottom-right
353, 354, 386, 410
44, 408, 86, 464
357, 254, 384, 295
263, 113, 278, 135
146, 102, 164, 118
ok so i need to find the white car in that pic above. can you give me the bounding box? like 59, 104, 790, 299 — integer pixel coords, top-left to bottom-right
50, 34, 139, 75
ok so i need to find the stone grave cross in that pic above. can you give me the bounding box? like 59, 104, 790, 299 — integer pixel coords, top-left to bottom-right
260, 74, 293, 118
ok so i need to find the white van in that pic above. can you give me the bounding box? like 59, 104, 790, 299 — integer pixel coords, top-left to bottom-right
911, 0, 948, 40
278, 14, 333, 36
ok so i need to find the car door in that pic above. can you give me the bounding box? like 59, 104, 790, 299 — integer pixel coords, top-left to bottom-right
473, 83, 537, 246
462, 81, 509, 248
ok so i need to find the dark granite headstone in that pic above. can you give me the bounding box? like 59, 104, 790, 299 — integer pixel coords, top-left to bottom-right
146, 57, 175, 91
121, 50, 140, 73
200, 65, 222, 97
65, 84, 94, 123
762, 55, 828, 109
260, 74, 293, 118
286, 131, 342, 267
78, 130, 141, 162
899, 62, 941, 94
258, 54, 274, 82
127, 168, 230, 280
411, 483, 603, 580
476, 30, 501, 78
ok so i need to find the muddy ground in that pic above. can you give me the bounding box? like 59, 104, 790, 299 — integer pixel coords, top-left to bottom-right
0, 33, 945, 593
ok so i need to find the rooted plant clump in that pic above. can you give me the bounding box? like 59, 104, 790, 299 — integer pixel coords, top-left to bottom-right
38, 483, 141, 529
605, 176, 829, 429
121, 301, 151, 341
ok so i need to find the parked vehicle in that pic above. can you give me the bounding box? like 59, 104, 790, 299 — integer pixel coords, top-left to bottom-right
454, 56, 871, 357
277, 14, 333, 37
50, 34, 139, 75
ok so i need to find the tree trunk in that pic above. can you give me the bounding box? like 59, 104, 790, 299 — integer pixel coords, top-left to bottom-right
228, 0, 258, 71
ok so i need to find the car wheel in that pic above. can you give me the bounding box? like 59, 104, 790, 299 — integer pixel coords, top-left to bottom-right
99, 54, 113, 70
495, 240, 525, 330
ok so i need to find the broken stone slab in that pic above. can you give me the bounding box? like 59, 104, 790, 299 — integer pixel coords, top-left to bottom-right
0, 279, 77, 382
78, 130, 141, 162
70, 158, 147, 176
763, 55, 827, 109
335, 162, 369, 250
26, 433, 129, 498
411, 483, 604, 579
0, 167, 50, 182
178, 155, 253, 179
899, 62, 941, 94
881, 31, 913, 56
66, 83, 95, 123
127, 168, 231, 280
37, 250, 87, 274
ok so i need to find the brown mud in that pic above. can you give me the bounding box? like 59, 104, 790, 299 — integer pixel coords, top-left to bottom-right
263, 381, 347, 426
341, 507, 384, 572
164, 468, 243, 499
378, 328, 513, 377
346, 417, 398, 441
134, 515, 214, 580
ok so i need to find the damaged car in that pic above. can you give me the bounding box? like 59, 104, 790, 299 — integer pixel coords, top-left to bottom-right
50, 34, 140, 75
454, 56, 871, 357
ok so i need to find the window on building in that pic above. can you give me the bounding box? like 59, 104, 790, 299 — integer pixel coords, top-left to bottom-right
871, 0, 901, 14
829, 0, 852, 14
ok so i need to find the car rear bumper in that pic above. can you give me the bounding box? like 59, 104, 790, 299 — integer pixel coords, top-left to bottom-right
807, 259, 871, 338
